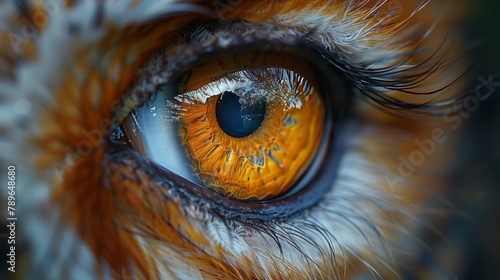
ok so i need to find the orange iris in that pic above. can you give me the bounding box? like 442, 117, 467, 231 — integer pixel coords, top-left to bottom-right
173, 52, 324, 201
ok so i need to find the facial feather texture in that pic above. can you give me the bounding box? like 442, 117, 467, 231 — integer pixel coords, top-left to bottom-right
0, 0, 471, 279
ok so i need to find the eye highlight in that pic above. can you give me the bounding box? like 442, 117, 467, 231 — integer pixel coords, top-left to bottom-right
121, 51, 325, 201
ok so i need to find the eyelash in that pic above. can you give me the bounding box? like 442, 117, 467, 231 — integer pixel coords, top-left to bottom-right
104, 20, 473, 244
114, 21, 469, 276
111, 19, 470, 137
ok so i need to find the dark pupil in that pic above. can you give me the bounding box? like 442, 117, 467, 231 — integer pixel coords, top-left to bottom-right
216, 91, 266, 138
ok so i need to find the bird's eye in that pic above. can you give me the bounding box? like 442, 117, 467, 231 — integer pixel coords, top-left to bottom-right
111, 22, 353, 214
120, 51, 328, 201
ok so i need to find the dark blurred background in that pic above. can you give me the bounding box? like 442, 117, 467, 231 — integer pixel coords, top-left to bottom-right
456, 0, 500, 278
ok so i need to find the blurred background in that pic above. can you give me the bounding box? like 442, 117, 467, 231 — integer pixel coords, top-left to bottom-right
446, 0, 500, 278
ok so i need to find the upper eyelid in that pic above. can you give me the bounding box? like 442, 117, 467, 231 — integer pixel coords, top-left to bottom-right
108, 20, 354, 131
112, 19, 440, 132
109, 16, 468, 133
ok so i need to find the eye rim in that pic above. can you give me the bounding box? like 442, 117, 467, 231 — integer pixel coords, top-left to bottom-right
108, 20, 356, 220
110, 56, 353, 221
